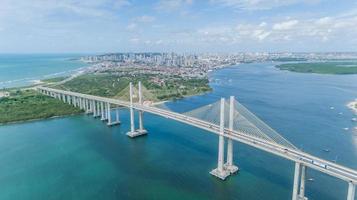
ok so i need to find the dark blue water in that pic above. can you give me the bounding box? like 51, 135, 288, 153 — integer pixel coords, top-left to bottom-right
0, 63, 356, 200
0, 54, 87, 88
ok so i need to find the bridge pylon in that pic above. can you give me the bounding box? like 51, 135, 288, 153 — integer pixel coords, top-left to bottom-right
107, 102, 120, 126
136, 81, 147, 134
292, 162, 308, 200
347, 181, 356, 200
127, 82, 147, 138
210, 98, 230, 180
224, 96, 239, 174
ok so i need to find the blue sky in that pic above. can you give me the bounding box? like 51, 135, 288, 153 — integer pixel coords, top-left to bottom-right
0, 0, 357, 53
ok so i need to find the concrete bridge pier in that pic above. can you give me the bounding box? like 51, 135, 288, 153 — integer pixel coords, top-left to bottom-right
100, 102, 106, 121
115, 108, 121, 124
84, 99, 90, 114
92, 100, 97, 117
136, 81, 147, 134
108, 105, 121, 126
72, 95, 74, 105
73, 96, 77, 107
82, 98, 86, 111
89, 99, 93, 113
210, 98, 230, 180
106, 102, 112, 125
225, 96, 239, 174
298, 165, 307, 200
75, 96, 78, 107
86, 99, 91, 114
347, 182, 356, 200
77, 97, 81, 108
105, 102, 120, 126
79, 98, 83, 110
292, 162, 301, 200
94, 101, 101, 117
74, 96, 78, 107
292, 162, 308, 200
72, 97, 75, 106
127, 82, 146, 138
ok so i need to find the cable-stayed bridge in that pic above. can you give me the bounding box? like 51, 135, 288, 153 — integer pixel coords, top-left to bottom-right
37, 83, 357, 200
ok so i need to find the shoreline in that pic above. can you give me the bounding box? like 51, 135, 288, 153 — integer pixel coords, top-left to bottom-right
0, 56, 89, 89
347, 100, 357, 114
0, 112, 84, 126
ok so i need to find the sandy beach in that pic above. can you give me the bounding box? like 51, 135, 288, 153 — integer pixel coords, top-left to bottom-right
347, 99, 357, 113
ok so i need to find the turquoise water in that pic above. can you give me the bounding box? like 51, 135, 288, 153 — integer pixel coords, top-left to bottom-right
0, 54, 87, 88
0, 63, 357, 200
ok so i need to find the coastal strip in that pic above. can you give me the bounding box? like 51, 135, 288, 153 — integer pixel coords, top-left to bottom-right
347, 99, 357, 114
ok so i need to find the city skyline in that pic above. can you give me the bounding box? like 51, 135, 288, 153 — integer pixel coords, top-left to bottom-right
1, 0, 357, 53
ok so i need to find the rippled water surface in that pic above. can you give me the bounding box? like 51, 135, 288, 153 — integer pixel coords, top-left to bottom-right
0, 63, 356, 200
0, 54, 87, 88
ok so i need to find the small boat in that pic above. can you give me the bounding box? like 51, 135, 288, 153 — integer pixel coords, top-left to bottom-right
323, 149, 330, 153
352, 118, 357, 122
330, 106, 335, 110
338, 112, 343, 115
343, 127, 349, 131
307, 178, 314, 182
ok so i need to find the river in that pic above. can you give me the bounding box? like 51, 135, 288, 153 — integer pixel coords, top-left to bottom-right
0, 62, 356, 200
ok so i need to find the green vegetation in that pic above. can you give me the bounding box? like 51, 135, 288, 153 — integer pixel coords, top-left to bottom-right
152, 78, 211, 100
0, 72, 211, 124
276, 62, 357, 74
54, 74, 129, 97
0, 89, 82, 124
42, 76, 68, 83
53, 73, 212, 101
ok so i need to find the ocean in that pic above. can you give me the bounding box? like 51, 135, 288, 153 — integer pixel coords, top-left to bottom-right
0, 54, 87, 88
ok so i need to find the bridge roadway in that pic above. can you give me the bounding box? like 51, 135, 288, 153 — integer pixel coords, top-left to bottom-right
37, 86, 357, 188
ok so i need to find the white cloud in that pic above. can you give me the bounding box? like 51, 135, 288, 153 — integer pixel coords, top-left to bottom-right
259, 22, 267, 27
126, 23, 137, 30
155, 0, 193, 11
253, 30, 271, 41
129, 37, 140, 44
211, 0, 317, 10
155, 40, 163, 45
135, 15, 156, 23
0, 0, 130, 25
273, 20, 299, 30
161, 10, 357, 47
